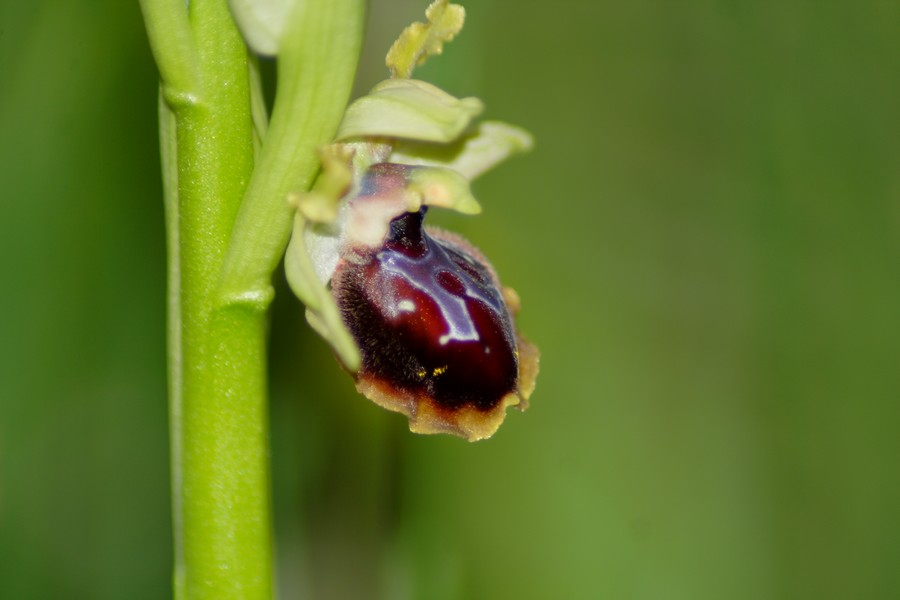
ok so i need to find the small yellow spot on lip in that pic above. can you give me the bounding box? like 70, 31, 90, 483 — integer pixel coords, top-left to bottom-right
416, 368, 427, 379
432, 365, 448, 376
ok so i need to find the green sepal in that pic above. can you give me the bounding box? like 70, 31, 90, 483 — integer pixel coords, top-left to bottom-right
390, 121, 534, 180
284, 144, 360, 371
336, 79, 483, 143
284, 211, 361, 372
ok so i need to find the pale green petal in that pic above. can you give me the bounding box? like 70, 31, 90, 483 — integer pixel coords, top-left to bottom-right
405, 165, 482, 214
386, 0, 465, 79
291, 145, 354, 223
336, 79, 483, 143
390, 121, 534, 180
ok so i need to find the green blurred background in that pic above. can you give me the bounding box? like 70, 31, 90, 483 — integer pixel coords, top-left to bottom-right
2, 1, 898, 598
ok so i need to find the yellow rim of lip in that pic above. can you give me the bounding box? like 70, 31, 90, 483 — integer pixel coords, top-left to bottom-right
354, 324, 538, 442
356, 376, 523, 442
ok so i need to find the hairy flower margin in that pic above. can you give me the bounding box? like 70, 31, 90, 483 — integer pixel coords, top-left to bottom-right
272, 0, 540, 441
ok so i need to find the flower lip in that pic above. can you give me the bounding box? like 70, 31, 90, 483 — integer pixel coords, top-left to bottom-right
332, 207, 525, 436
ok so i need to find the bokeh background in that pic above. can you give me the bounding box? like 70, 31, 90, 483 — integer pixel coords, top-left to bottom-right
2, 1, 899, 598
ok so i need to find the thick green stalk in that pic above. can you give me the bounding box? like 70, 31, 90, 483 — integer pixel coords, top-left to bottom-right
146, 0, 264, 597
141, 0, 365, 597
164, 0, 266, 597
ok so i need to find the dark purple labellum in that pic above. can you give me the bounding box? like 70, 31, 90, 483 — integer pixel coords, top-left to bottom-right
332, 207, 531, 439
337, 208, 517, 407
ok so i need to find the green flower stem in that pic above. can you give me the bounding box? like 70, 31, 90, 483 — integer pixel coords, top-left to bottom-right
153, 0, 264, 597
141, 0, 365, 598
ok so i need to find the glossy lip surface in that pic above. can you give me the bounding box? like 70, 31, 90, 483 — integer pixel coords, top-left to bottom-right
334, 208, 519, 415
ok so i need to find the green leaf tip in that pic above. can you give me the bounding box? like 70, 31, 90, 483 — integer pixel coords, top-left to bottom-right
386, 0, 465, 79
